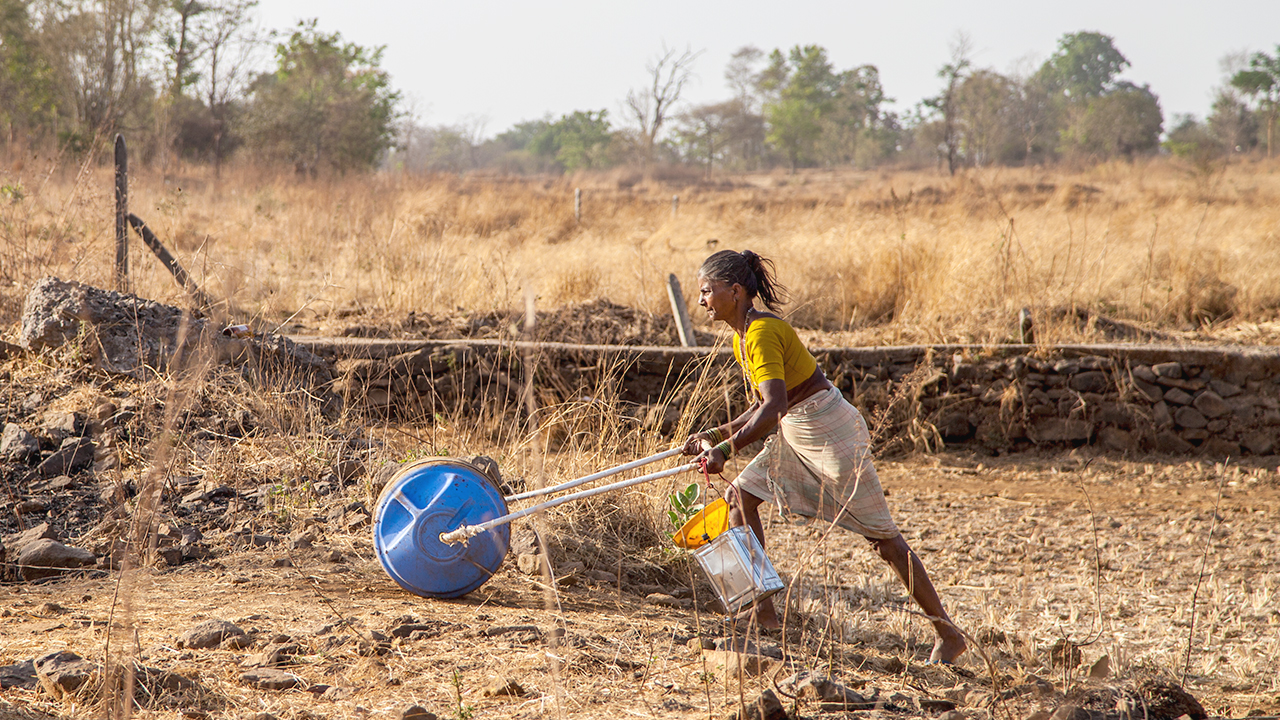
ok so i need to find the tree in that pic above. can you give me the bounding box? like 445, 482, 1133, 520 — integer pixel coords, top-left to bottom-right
245, 20, 399, 174
1207, 87, 1257, 154
624, 44, 700, 165
818, 64, 891, 168
0, 0, 59, 149
1006, 69, 1055, 163
922, 34, 971, 175
529, 110, 613, 172
1062, 82, 1162, 158
1230, 47, 1280, 157
674, 100, 733, 175
725, 45, 764, 112
1036, 31, 1129, 102
954, 69, 1018, 167
762, 45, 839, 171
192, 0, 258, 174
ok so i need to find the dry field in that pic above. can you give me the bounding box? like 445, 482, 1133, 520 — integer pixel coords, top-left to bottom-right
1, 158, 1280, 720
3, 157, 1280, 345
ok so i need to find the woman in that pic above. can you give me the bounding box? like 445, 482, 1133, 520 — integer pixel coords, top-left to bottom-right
683, 249, 966, 665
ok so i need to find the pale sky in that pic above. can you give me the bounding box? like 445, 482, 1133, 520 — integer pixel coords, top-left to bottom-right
256, 0, 1280, 137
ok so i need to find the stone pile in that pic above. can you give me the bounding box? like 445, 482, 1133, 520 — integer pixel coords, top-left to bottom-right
319, 339, 1280, 459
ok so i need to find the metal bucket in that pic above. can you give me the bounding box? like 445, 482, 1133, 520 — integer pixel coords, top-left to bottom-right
693, 526, 784, 613
372, 458, 510, 598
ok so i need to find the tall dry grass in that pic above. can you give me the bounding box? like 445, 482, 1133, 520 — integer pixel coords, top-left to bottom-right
4, 157, 1280, 345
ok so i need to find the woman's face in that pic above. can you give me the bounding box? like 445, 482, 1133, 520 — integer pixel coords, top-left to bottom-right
697, 274, 740, 323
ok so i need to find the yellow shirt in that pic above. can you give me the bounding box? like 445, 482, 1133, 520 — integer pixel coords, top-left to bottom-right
732, 316, 818, 391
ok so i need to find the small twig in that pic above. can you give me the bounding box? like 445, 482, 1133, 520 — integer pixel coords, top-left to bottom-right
1183, 461, 1228, 685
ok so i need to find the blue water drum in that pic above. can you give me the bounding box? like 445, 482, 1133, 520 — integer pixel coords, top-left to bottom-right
373, 459, 510, 598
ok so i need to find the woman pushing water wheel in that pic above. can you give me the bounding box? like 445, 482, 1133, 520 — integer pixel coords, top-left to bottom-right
682, 249, 967, 665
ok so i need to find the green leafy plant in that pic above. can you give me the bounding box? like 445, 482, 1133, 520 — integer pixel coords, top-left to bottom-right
667, 482, 703, 528
452, 668, 474, 720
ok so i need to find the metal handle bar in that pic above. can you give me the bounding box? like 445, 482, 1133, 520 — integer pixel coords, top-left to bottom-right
505, 447, 684, 502
441, 461, 699, 545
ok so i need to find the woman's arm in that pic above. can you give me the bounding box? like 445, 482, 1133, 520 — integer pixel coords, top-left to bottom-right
697, 378, 787, 473
682, 401, 760, 455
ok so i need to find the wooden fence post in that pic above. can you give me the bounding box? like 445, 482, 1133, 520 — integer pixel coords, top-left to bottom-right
574, 188, 581, 223
666, 273, 697, 347
671, 194, 678, 217
114, 134, 128, 292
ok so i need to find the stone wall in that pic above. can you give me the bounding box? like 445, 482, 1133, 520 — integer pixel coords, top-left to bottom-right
300, 338, 1280, 459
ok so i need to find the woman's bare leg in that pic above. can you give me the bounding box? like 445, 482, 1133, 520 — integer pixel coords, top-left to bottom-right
869, 534, 966, 663
726, 485, 780, 629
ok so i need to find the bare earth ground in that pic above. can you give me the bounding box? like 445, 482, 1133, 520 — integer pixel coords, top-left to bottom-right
2, 451, 1277, 720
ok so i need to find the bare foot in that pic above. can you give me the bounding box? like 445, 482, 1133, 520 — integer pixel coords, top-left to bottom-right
929, 628, 967, 664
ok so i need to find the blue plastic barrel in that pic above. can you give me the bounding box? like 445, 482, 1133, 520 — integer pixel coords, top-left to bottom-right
373, 459, 510, 598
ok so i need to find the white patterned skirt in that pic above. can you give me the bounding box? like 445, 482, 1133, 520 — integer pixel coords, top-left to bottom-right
732, 386, 900, 540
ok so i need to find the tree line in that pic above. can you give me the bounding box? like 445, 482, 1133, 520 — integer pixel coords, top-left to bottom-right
1, 2, 1277, 176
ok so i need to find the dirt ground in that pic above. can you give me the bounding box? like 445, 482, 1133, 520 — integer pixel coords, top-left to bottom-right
2, 449, 1277, 720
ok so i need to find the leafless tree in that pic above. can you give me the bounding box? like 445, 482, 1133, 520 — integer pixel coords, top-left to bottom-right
934, 33, 972, 175
625, 44, 702, 165
194, 0, 259, 175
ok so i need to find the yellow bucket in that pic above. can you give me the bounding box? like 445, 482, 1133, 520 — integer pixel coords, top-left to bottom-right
673, 498, 730, 549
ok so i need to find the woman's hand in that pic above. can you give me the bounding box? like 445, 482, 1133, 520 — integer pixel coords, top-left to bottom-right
682, 432, 713, 456
697, 446, 727, 475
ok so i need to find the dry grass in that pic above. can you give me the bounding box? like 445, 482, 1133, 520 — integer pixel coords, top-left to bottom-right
3, 157, 1280, 345
4, 157, 1280, 720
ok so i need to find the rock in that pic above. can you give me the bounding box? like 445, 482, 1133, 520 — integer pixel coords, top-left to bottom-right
713, 637, 783, 659
1208, 379, 1241, 398
921, 698, 959, 712
5, 522, 59, 554
0, 660, 38, 689
34, 650, 99, 699
1049, 706, 1090, 720
937, 412, 972, 439
1029, 419, 1093, 443
585, 569, 617, 584
288, 532, 314, 550
702, 649, 780, 678
1156, 431, 1195, 454
40, 411, 83, 444
1192, 391, 1231, 418
240, 668, 300, 691
402, 705, 438, 720
35, 437, 95, 478
480, 677, 526, 697
645, 593, 691, 609
1163, 387, 1193, 406
241, 644, 301, 668
178, 619, 247, 649
20, 277, 333, 389
1139, 680, 1207, 720
1098, 427, 1135, 453
1088, 654, 1110, 679
1241, 432, 1276, 455
1130, 378, 1164, 403
516, 553, 544, 575
1, 423, 39, 463
722, 689, 786, 720
1152, 401, 1173, 428
1132, 365, 1158, 383
1152, 362, 1183, 379
1174, 407, 1207, 429
1069, 371, 1108, 394
938, 711, 966, 720
1198, 439, 1239, 458
1048, 638, 1081, 668
780, 672, 872, 709
18, 539, 96, 580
